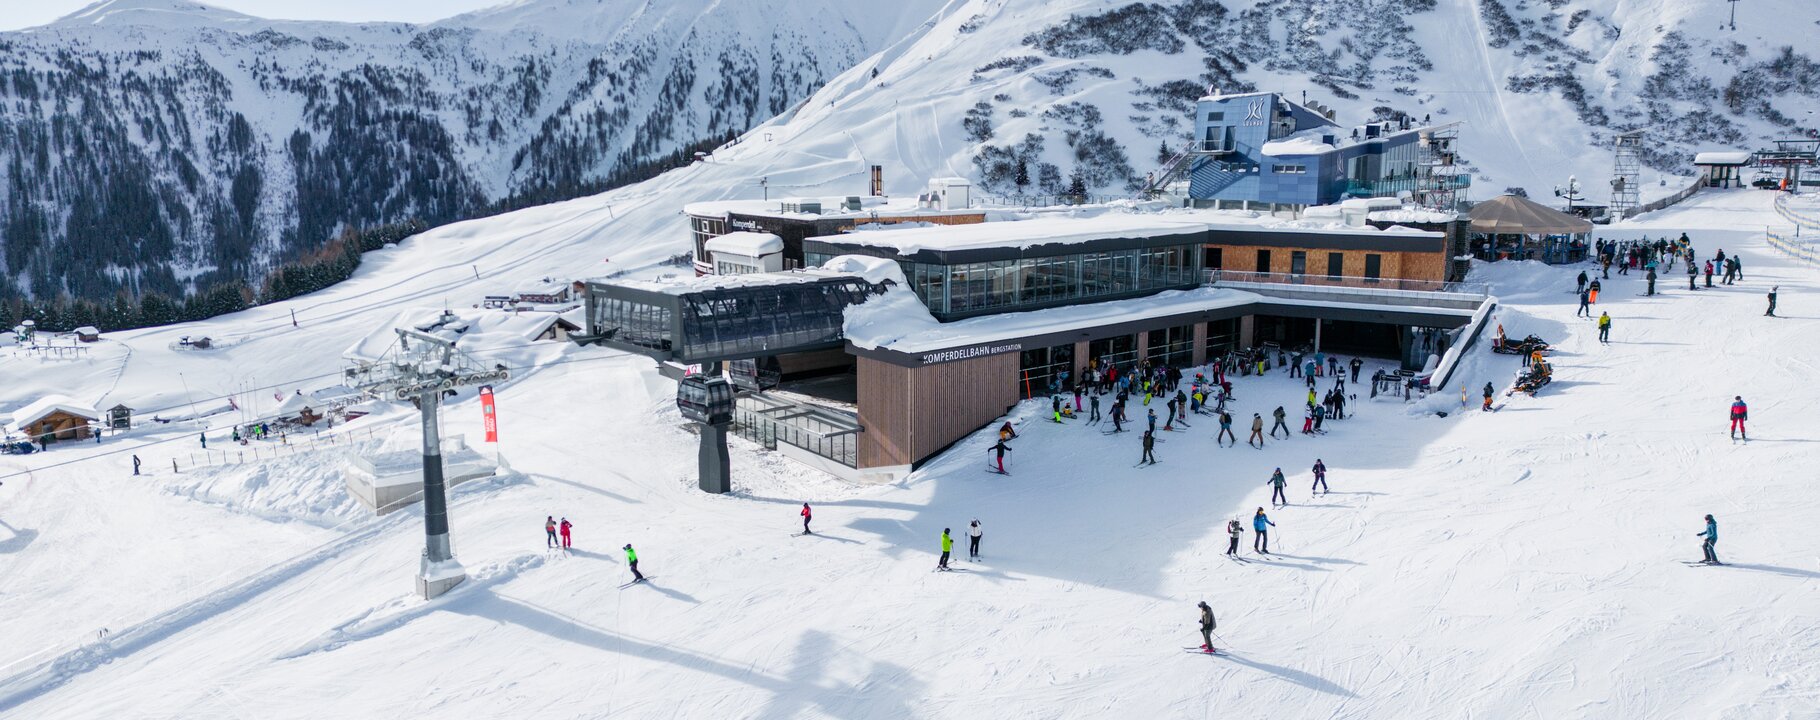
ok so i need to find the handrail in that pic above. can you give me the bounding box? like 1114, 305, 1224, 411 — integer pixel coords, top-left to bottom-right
1203, 269, 1489, 297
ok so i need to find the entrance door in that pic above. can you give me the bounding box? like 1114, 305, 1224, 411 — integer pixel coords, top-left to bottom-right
1255, 250, 1271, 273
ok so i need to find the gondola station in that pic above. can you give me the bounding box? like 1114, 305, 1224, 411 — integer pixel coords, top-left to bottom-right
585, 207, 1494, 485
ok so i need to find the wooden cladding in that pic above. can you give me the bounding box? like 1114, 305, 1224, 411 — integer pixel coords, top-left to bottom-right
857, 353, 1019, 468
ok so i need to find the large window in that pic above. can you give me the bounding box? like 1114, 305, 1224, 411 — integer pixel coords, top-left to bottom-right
1364, 254, 1383, 280
948, 260, 1019, 313
1019, 255, 1080, 304
1146, 324, 1195, 367
593, 297, 673, 351
691, 216, 727, 264
1140, 246, 1194, 286
1327, 252, 1344, 278
1205, 318, 1240, 356
1256, 249, 1272, 273
1019, 343, 1076, 397
1089, 334, 1139, 374
836, 244, 1201, 318
1204, 247, 1223, 270
1290, 251, 1307, 276
678, 281, 879, 360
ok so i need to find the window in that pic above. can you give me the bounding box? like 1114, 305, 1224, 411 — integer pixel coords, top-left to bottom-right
1089, 334, 1139, 372
1272, 164, 1307, 174
1205, 318, 1240, 356
1206, 111, 1224, 122
1146, 324, 1195, 367
716, 260, 759, 275
1204, 247, 1223, 270
1364, 254, 1382, 280
1019, 344, 1076, 397
1290, 251, 1307, 276
1327, 252, 1344, 278
1256, 250, 1271, 273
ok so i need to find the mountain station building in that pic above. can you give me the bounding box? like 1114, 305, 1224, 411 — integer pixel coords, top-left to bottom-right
586, 210, 1492, 482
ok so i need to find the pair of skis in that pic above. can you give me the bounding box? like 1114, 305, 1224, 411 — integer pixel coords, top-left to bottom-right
617, 575, 654, 589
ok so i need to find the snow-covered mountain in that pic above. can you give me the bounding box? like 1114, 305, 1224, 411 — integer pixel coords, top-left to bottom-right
0, 0, 944, 302
2, 0, 1817, 309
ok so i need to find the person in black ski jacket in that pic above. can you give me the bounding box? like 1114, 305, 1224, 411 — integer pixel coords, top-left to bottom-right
1140, 430, 1158, 465
1576, 289, 1592, 317
1482, 381, 1495, 411
989, 439, 1012, 473
1270, 406, 1289, 438
1267, 468, 1287, 505
1766, 286, 1778, 317
1312, 459, 1328, 494
1349, 356, 1363, 383
1575, 270, 1588, 295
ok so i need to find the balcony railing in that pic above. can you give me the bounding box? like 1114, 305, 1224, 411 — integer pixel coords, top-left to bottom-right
1345, 174, 1471, 197
1203, 269, 1489, 298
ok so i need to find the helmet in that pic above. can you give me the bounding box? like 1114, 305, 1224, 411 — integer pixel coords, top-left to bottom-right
623, 544, 632, 550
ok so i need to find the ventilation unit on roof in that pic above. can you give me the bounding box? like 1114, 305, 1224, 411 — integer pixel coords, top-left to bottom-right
780, 200, 822, 214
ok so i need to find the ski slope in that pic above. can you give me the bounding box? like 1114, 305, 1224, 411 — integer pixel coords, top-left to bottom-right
1, 188, 1816, 718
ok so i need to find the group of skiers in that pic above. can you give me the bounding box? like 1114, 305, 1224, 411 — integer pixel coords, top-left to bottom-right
936, 520, 985, 570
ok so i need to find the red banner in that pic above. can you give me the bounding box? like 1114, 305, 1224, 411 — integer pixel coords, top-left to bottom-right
479, 385, 498, 443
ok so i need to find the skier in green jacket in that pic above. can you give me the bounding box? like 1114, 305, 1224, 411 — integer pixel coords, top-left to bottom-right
938, 528, 953, 570
623, 543, 644, 582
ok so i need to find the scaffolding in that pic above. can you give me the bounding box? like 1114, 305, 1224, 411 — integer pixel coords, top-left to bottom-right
1413, 123, 1464, 212
1610, 131, 1643, 219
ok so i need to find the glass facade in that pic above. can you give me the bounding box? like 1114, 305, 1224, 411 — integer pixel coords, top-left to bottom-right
842, 245, 1199, 319
1147, 324, 1195, 367
591, 296, 674, 351
1205, 318, 1240, 357
1018, 343, 1076, 397
678, 281, 879, 360
1089, 334, 1139, 372
691, 215, 728, 268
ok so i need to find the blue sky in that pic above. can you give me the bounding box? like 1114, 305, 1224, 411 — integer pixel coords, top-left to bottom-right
3, 0, 506, 31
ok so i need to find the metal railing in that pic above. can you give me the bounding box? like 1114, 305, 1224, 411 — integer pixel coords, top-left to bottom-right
732, 393, 860, 468
1203, 269, 1490, 297
1345, 174, 1470, 197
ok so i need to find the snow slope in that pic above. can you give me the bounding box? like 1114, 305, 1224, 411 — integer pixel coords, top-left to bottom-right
1, 187, 1817, 718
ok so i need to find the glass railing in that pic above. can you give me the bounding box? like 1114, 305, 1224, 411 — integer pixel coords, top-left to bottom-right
1345, 174, 1471, 196
1203, 269, 1489, 297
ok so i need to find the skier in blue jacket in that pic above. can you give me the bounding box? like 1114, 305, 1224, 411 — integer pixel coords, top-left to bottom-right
1695, 514, 1720, 564
1252, 508, 1276, 554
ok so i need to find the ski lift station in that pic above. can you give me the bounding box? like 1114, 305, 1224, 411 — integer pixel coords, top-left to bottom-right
584, 201, 1494, 484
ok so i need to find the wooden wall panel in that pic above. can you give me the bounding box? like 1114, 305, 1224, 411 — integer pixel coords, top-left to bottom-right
857, 358, 913, 468
908, 352, 1020, 464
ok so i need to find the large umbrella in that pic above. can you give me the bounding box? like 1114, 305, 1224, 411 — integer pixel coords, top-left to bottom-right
1468, 194, 1593, 234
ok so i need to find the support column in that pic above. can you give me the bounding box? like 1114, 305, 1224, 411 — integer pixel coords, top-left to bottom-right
1313, 318, 1323, 353
1190, 322, 1209, 366
416, 390, 465, 599
1239, 316, 1256, 348
1073, 340, 1090, 381
1135, 331, 1150, 363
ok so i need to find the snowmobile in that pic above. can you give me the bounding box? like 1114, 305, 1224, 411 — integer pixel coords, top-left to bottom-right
1493, 334, 1551, 355
1512, 359, 1553, 395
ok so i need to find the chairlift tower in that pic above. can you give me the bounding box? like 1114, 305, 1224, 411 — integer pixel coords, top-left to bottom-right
1610, 131, 1644, 219
346, 310, 509, 599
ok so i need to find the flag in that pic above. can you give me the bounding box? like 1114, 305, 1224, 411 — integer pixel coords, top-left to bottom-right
479, 385, 498, 443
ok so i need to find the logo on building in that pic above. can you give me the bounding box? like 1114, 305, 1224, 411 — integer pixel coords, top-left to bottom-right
1242, 99, 1267, 127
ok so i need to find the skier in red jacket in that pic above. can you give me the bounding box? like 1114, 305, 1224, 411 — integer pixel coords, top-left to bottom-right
800, 503, 813, 535
559, 518, 573, 549
1729, 396, 1748, 440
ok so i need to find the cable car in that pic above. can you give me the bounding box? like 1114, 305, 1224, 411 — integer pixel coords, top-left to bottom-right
728, 357, 782, 392
677, 375, 735, 425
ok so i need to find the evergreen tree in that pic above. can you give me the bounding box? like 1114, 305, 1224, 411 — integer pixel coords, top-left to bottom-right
1157, 140, 1173, 165
1067, 169, 1088, 203
1014, 158, 1030, 192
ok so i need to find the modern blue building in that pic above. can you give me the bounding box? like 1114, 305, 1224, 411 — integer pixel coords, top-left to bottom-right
1179, 92, 1468, 214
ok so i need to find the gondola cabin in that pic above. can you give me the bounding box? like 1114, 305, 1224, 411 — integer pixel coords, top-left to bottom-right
676, 376, 735, 425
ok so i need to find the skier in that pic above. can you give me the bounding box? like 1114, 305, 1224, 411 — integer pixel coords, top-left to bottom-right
1226, 518, 1243, 556
1589, 278, 1601, 303
1646, 268, 1656, 296
1197, 601, 1218, 653
1349, 356, 1363, 383
1695, 514, 1720, 564
1248, 413, 1265, 448
1729, 396, 1748, 440
546, 516, 559, 548
1482, 381, 1494, 412
989, 438, 1012, 474
1089, 392, 1102, 422
998, 422, 1018, 441
623, 543, 645, 582
132, 454, 141, 476
1312, 459, 1328, 495
1217, 410, 1236, 446
1252, 508, 1276, 554
968, 519, 982, 560
1267, 468, 1287, 505
1312, 403, 1326, 433
1687, 257, 1697, 291
1598, 312, 1611, 343
1301, 405, 1315, 435
1331, 391, 1346, 420
560, 518, 573, 549
801, 503, 813, 535
1576, 289, 1591, 318
1147, 407, 1158, 434
1575, 270, 1588, 295
1270, 406, 1289, 439
1704, 260, 1714, 287
938, 528, 953, 570
1766, 286, 1778, 317
1140, 430, 1158, 465
199, 432, 207, 450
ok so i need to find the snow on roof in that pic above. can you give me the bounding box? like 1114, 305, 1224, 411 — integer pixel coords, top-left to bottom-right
810, 215, 1208, 255
1693, 151, 1752, 165
5, 394, 99, 433
929, 177, 971, 186
1367, 208, 1458, 224
602, 267, 865, 296
704, 231, 784, 257
683, 195, 978, 221
844, 284, 1259, 355
273, 392, 314, 417
72, 326, 100, 335
1261, 129, 1337, 156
